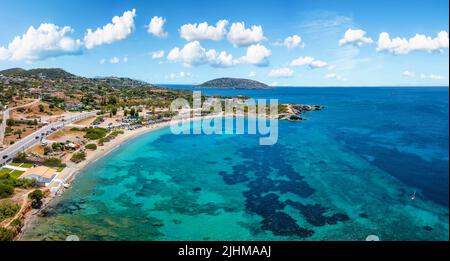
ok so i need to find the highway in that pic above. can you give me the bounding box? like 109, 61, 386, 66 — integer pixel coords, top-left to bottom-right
0, 111, 97, 166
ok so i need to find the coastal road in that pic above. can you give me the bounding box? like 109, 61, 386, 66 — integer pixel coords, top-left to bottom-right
0, 110, 97, 166
0, 99, 41, 146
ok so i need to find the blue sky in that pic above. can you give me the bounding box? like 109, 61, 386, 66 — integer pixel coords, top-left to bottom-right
0, 0, 448, 86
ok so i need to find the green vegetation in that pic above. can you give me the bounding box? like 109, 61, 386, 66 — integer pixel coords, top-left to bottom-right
9, 170, 24, 179
0, 227, 15, 241
70, 127, 84, 132
29, 189, 43, 209
0, 169, 12, 176
70, 151, 86, 163
8, 163, 22, 167
84, 127, 109, 140
52, 166, 65, 172
0, 201, 20, 222
0, 183, 14, 199
44, 157, 62, 165
85, 143, 97, 150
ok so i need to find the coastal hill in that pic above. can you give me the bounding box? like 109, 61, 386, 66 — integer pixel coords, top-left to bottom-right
196, 78, 271, 89
0, 68, 76, 80
0, 67, 151, 88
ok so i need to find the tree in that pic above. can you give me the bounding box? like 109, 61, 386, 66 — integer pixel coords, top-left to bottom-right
6, 118, 14, 127
33, 118, 38, 130
130, 108, 136, 117
111, 107, 118, 116
28, 189, 43, 209
38, 104, 45, 112
14, 129, 22, 139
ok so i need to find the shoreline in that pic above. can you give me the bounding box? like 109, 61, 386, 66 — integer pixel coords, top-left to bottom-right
17, 113, 229, 240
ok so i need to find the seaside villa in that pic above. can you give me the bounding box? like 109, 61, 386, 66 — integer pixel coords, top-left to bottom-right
20, 166, 57, 186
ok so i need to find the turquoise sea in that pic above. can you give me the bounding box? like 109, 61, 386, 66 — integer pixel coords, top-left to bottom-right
22, 87, 449, 241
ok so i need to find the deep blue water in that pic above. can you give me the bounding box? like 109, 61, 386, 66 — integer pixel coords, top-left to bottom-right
22, 87, 449, 241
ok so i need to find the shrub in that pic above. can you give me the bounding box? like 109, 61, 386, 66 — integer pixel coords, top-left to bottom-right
29, 189, 43, 209
13, 152, 27, 163
84, 127, 108, 140
44, 157, 62, 165
85, 144, 97, 150
0, 201, 20, 222
70, 152, 86, 163
0, 227, 15, 241
0, 183, 14, 199
10, 218, 21, 228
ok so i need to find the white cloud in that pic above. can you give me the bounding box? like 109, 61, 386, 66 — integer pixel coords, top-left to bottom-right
150, 50, 165, 59
402, 70, 416, 77
0, 23, 82, 62
109, 57, 120, 64
206, 49, 234, 67
429, 74, 445, 80
84, 9, 136, 49
268, 67, 294, 78
99, 58, 106, 64
290, 56, 328, 69
123, 56, 128, 63
248, 71, 256, 77
339, 28, 373, 47
280, 35, 303, 49
324, 73, 346, 81
227, 22, 265, 47
167, 41, 234, 67
401, 71, 446, 80
377, 31, 449, 54
235, 44, 271, 66
147, 16, 167, 37
180, 20, 228, 41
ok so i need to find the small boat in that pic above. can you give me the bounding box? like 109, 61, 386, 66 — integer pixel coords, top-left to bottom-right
410, 190, 416, 200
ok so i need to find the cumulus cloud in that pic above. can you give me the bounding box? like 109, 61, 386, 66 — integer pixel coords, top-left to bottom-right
402, 70, 416, 77
206, 49, 234, 67
167, 41, 234, 67
0, 23, 82, 62
147, 16, 167, 37
339, 28, 373, 47
235, 44, 271, 66
227, 22, 265, 47
99, 58, 106, 64
248, 71, 256, 77
180, 20, 228, 41
268, 67, 294, 78
290, 56, 328, 69
377, 31, 449, 54
150, 50, 165, 59
84, 9, 136, 49
275, 35, 303, 49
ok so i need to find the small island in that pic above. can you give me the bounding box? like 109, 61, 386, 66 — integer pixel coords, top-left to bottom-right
195, 78, 272, 89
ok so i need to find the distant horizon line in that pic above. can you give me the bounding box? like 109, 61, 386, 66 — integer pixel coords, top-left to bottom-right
157, 83, 450, 88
